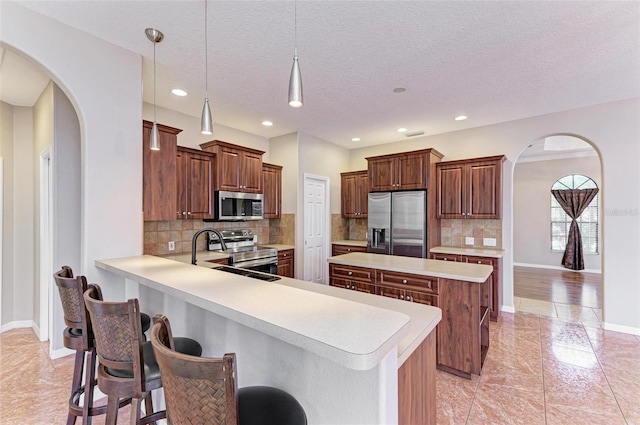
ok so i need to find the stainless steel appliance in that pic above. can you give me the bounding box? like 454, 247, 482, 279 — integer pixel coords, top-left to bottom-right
367, 191, 427, 258
213, 191, 263, 221
207, 229, 278, 274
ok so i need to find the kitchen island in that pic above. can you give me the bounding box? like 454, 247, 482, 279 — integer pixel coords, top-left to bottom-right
96, 255, 441, 425
327, 252, 493, 379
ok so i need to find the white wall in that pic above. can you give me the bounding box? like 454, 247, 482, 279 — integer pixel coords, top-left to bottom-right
0, 101, 15, 325
269, 132, 298, 214
2, 2, 143, 306
513, 155, 601, 271
349, 98, 640, 332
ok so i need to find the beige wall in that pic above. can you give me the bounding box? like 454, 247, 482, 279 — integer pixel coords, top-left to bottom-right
0, 101, 15, 325
269, 132, 298, 214
514, 155, 601, 271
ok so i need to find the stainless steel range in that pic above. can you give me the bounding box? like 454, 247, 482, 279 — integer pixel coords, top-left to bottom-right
207, 229, 278, 274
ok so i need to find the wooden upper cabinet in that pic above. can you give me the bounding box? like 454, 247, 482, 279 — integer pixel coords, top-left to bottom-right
341, 170, 368, 218
176, 146, 214, 219
436, 155, 505, 219
367, 149, 443, 192
142, 120, 181, 221
200, 140, 265, 193
263, 163, 282, 219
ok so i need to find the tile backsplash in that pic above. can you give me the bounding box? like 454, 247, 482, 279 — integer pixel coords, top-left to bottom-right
144, 214, 298, 255
331, 215, 368, 241
440, 219, 502, 249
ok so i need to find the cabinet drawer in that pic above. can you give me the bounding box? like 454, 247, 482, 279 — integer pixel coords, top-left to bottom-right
329, 264, 375, 283
278, 249, 294, 260
464, 256, 497, 269
376, 284, 405, 300
330, 278, 374, 293
376, 270, 438, 294
431, 253, 461, 262
332, 244, 367, 256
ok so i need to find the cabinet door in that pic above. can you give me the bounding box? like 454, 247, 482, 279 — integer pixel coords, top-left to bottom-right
186, 152, 214, 219
329, 277, 351, 289
242, 151, 263, 193
217, 146, 242, 191
277, 249, 294, 278
376, 284, 405, 300
436, 163, 465, 218
467, 161, 501, 219
356, 172, 369, 217
143, 121, 179, 221
397, 152, 427, 190
407, 290, 438, 307
341, 173, 358, 218
352, 281, 376, 294
175, 148, 187, 219
263, 164, 282, 218
368, 157, 397, 192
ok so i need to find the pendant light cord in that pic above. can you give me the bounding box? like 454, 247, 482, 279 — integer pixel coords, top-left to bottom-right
153, 39, 157, 122
205, 0, 208, 99
294, 0, 297, 56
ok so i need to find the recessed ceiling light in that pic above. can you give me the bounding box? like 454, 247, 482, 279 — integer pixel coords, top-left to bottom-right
352, 137, 360, 142
454, 115, 468, 121
171, 88, 187, 96
397, 128, 407, 133
393, 87, 406, 93
262, 121, 273, 126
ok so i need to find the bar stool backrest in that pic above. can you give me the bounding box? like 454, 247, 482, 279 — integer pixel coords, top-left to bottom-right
83, 285, 147, 396
53, 266, 94, 351
150, 317, 239, 425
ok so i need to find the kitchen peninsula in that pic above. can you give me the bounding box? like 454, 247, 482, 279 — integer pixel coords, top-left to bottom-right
328, 252, 493, 378
96, 255, 441, 425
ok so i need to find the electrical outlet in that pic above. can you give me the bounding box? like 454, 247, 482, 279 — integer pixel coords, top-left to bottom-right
483, 238, 497, 247
465, 237, 474, 245
168, 241, 175, 251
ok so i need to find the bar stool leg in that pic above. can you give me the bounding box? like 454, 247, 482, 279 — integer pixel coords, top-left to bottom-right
83, 348, 98, 424
66, 349, 84, 425
106, 396, 119, 425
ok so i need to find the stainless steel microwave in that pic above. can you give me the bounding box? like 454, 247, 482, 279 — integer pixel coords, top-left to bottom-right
215, 191, 263, 221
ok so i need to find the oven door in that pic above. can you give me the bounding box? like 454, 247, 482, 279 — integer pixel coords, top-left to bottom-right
233, 258, 278, 275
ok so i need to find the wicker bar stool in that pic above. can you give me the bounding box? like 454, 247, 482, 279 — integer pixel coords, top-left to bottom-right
54, 266, 140, 425
83, 285, 202, 425
150, 316, 307, 425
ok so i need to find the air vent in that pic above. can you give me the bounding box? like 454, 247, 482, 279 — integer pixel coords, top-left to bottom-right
405, 131, 424, 137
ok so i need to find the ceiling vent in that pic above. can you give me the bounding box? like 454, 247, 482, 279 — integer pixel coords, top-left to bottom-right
404, 131, 424, 137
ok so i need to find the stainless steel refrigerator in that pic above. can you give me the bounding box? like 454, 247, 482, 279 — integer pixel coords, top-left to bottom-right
367, 191, 427, 258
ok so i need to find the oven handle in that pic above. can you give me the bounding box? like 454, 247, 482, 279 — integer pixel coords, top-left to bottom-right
233, 257, 278, 269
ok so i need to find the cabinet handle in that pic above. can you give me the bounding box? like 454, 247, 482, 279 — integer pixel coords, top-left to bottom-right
187, 212, 192, 215
399, 295, 404, 300
182, 212, 187, 216
402, 279, 407, 284
347, 248, 351, 252
284, 253, 288, 257
477, 261, 482, 264
348, 271, 353, 276
443, 258, 447, 261
407, 296, 413, 302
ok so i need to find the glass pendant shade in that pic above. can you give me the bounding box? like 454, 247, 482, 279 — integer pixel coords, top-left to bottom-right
150, 122, 160, 150
288, 54, 303, 107
201, 98, 213, 135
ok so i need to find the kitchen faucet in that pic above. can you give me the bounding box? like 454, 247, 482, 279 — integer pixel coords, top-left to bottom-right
192, 228, 226, 265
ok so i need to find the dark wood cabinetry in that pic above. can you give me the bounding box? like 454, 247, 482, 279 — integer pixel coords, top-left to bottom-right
176, 147, 215, 219
436, 155, 505, 219
431, 252, 502, 321
277, 249, 294, 278
200, 140, 264, 193
367, 149, 443, 192
263, 163, 282, 219
328, 261, 490, 379
340, 171, 368, 218
206, 257, 230, 266
331, 244, 367, 256
142, 121, 181, 221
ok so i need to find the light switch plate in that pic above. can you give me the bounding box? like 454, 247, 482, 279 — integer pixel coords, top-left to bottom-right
483, 238, 497, 247
168, 241, 175, 251
465, 237, 474, 245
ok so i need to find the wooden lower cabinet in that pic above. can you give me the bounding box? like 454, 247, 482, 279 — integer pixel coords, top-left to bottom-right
329, 263, 489, 379
331, 244, 367, 256
431, 252, 502, 321
206, 257, 230, 266
277, 249, 294, 278
398, 330, 436, 425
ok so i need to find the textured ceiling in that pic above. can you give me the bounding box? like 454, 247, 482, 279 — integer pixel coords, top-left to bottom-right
4, 1, 640, 149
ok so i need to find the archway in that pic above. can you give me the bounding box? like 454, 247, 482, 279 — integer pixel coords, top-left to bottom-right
511, 134, 603, 323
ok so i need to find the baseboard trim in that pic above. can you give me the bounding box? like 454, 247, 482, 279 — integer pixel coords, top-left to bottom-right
51, 346, 75, 360
0, 320, 34, 333
603, 322, 640, 336
501, 305, 516, 314
514, 262, 601, 274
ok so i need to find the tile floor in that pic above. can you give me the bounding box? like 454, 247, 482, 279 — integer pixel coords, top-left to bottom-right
515, 296, 603, 324
2, 312, 640, 424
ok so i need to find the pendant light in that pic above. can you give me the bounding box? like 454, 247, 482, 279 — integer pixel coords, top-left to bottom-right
288, 0, 303, 107
145, 28, 164, 150
201, 0, 213, 135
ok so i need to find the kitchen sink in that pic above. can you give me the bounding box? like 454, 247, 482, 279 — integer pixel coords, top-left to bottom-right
214, 265, 281, 282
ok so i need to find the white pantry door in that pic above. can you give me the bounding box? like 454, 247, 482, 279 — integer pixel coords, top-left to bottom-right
303, 175, 329, 284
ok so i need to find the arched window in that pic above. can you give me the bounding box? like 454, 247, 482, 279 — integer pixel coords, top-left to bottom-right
550, 174, 599, 254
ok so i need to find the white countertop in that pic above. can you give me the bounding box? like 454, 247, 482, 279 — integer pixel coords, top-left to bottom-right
332, 240, 367, 247
261, 244, 295, 251
96, 255, 440, 370
163, 251, 230, 264
328, 252, 493, 283
431, 246, 505, 258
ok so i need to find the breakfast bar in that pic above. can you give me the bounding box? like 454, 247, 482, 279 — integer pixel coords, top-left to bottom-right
96, 255, 441, 425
